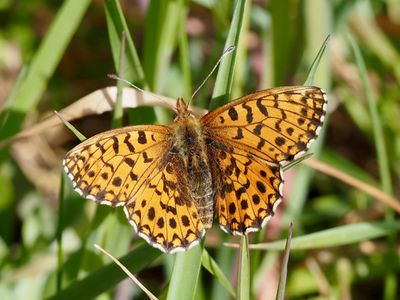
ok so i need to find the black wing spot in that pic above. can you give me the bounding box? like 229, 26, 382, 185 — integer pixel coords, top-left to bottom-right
275, 137, 286, 146
228, 107, 238, 121
148, 207, 155, 220
112, 177, 122, 187
137, 131, 147, 144
256, 181, 266, 193
256, 98, 268, 116
229, 202, 236, 214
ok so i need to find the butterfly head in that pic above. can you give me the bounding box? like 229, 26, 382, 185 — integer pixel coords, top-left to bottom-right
174, 98, 192, 121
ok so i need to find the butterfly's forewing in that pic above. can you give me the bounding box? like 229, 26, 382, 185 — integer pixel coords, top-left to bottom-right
64, 125, 171, 205
201, 86, 327, 233
201, 86, 327, 163
63, 125, 205, 253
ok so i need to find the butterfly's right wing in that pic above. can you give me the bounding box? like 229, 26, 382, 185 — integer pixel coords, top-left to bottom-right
64, 125, 205, 253
201, 86, 327, 164
205, 139, 283, 234
200, 86, 327, 234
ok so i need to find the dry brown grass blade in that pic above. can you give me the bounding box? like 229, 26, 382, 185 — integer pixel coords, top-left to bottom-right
304, 158, 400, 213
94, 244, 158, 300
0, 86, 207, 148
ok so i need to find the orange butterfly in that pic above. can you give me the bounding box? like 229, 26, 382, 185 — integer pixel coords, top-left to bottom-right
64, 86, 327, 253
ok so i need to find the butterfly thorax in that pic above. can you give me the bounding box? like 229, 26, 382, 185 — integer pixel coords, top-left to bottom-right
173, 99, 214, 229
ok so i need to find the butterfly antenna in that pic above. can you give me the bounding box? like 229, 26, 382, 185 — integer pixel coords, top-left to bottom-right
189, 46, 235, 107
107, 74, 175, 111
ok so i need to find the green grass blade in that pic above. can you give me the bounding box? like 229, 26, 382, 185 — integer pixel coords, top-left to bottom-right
178, 6, 192, 100
104, 0, 147, 85
111, 31, 126, 128
0, 66, 28, 129
166, 246, 203, 300
348, 35, 393, 196
143, 0, 183, 93
231, 0, 251, 100
56, 172, 65, 292
0, 0, 91, 141
211, 246, 235, 300
237, 235, 250, 300
283, 2, 331, 227
348, 33, 396, 300
142, 0, 186, 123
201, 249, 236, 298
275, 223, 293, 300
55, 111, 86, 142
304, 35, 330, 86
209, 0, 247, 110
304, 0, 332, 87
46, 243, 161, 300
249, 220, 400, 251
269, 0, 291, 86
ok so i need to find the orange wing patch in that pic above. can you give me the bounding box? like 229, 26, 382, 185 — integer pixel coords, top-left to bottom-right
124, 153, 205, 253
206, 142, 283, 234
201, 86, 327, 163
64, 125, 172, 206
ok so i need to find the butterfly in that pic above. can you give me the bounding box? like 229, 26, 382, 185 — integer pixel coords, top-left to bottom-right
63, 86, 327, 253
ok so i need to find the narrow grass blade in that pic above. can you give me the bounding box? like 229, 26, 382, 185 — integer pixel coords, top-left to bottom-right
104, 0, 147, 85
348, 33, 396, 300
304, 0, 332, 87
304, 158, 400, 213
143, 0, 183, 93
283, 12, 331, 226
56, 172, 65, 292
211, 246, 235, 300
0, 0, 91, 140
94, 244, 158, 300
242, 221, 400, 251
282, 153, 313, 171
304, 35, 330, 86
348, 35, 392, 196
237, 235, 250, 300
201, 249, 236, 298
231, 0, 251, 99
112, 31, 126, 128
0, 66, 27, 129
348, 12, 400, 83
178, 7, 192, 101
54, 111, 86, 142
46, 243, 161, 300
269, 0, 292, 86
275, 223, 293, 300
210, 0, 247, 110
166, 246, 203, 300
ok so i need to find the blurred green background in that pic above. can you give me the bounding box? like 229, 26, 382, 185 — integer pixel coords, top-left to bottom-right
0, 0, 399, 299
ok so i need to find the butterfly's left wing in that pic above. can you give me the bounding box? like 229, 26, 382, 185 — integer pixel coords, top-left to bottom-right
201, 86, 327, 233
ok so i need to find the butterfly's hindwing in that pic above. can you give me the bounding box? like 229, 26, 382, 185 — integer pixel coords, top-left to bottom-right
124, 149, 205, 253
206, 138, 283, 234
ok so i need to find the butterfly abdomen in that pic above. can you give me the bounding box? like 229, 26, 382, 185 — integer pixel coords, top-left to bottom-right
174, 117, 214, 229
